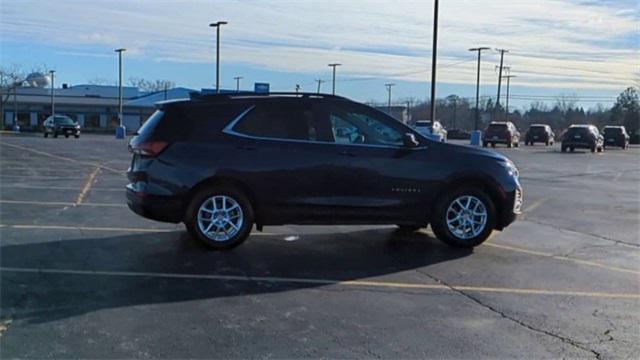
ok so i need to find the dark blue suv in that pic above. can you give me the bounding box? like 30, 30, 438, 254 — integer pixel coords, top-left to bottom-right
127, 93, 522, 250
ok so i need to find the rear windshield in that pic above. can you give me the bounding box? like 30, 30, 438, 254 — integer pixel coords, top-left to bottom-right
604, 128, 622, 135
529, 126, 546, 132
54, 117, 75, 125
488, 124, 507, 130
415, 121, 431, 127
566, 127, 593, 136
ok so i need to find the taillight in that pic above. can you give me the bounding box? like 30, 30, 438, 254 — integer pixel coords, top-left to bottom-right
129, 141, 169, 157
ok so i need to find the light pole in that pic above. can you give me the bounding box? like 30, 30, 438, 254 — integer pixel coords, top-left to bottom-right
469, 47, 490, 131
115, 48, 126, 138
385, 83, 395, 115
429, 0, 439, 134
503, 74, 516, 120
234, 76, 242, 92
49, 70, 55, 118
209, 21, 228, 93
328, 63, 341, 95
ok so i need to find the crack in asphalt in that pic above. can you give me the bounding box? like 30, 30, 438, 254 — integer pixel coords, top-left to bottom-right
414, 268, 601, 359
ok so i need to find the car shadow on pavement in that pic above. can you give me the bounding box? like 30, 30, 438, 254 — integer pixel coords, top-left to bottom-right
1, 228, 471, 324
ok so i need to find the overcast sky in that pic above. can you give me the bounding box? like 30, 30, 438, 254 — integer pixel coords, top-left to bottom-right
1, 0, 638, 108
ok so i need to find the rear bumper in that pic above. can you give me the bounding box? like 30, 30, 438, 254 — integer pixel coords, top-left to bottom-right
126, 185, 184, 223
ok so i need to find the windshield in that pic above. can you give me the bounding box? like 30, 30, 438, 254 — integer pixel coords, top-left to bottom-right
488, 124, 507, 131
54, 117, 75, 125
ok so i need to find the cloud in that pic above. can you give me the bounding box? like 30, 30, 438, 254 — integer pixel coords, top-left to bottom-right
1, 0, 637, 91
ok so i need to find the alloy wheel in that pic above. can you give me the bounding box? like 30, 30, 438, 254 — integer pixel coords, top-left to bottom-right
197, 195, 244, 242
445, 195, 488, 240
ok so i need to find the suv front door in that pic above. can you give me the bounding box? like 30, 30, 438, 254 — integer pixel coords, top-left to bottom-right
315, 101, 434, 224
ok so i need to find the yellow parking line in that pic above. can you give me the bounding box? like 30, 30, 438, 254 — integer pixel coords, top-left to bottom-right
484, 242, 640, 275
522, 197, 548, 213
75, 166, 101, 205
0, 200, 126, 207
0, 185, 122, 192
1, 266, 637, 299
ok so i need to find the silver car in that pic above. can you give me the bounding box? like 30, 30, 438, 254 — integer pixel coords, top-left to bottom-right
413, 120, 447, 142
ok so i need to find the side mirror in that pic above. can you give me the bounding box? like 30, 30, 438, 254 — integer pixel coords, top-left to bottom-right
403, 133, 419, 148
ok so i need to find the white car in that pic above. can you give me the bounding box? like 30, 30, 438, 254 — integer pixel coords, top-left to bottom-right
414, 120, 447, 142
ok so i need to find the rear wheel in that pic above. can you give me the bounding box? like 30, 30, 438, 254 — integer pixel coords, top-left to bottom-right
65, 134, 69, 138
570, 147, 575, 152
44, 132, 48, 138
514, 141, 519, 148
482, 142, 487, 148
591, 145, 596, 153
185, 186, 254, 250
431, 188, 496, 248
74, 135, 80, 138
561, 145, 567, 152
491, 143, 496, 148
53, 132, 58, 138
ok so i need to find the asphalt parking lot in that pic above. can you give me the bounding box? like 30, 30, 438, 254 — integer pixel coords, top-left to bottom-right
1, 133, 638, 359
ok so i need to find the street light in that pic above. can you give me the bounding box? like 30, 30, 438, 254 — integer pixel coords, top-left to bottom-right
234, 76, 242, 92
469, 47, 490, 131
385, 83, 395, 115
115, 48, 126, 139
209, 21, 228, 93
49, 70, 55, 119
328, 63, 341, 95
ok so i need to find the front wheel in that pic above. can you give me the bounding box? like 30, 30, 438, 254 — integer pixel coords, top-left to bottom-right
44, 132, 48, 138
53, 132, 58, 138
185, 186, 254, 250
431, 188, 496, 248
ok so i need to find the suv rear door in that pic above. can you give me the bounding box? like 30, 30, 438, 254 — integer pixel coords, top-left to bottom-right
224, 98, 339, 224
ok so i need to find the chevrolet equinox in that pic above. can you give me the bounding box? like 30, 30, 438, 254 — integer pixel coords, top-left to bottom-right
127, 93, 522, 250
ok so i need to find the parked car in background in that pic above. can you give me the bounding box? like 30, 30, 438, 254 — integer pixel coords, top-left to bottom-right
525, 124, 555, 146
413, 120, 447, 142
127, 92, 522, 250
43, 115, 81, 138
483, 122, 520, 148
561, 125, 603, 153
448, 129, 472, 140
602, 126, 630, 149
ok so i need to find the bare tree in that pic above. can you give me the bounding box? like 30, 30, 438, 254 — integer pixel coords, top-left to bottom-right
128, 77, 175, 92
554, 93, 580, 114
0, 66, 28, 127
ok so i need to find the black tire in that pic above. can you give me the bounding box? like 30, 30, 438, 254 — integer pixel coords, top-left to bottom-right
597, 146, 603, 153
482, 142, 487, 148
514, 141, 519, 148
561, 145, 567, 153
65, 134, 69, 138
74, 135, 80, 138
570, 147, 575, 152
590, 145, 596, 153
431, 187, 496, 248
545, 140, 550, 146
185, 186, 254, 250
491, 143, 496, 148
507, 141, 512, 148
396, 225, 422, 233
53, 132, 58, 138
44, 132, 48, 138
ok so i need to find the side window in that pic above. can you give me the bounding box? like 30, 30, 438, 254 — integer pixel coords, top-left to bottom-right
233, 102, 324, 141
326, 103, 404, 146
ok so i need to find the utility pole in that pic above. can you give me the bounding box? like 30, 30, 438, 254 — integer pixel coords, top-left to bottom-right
49, 70, 55, 118
234, 76, 242, 92
114, 49, 126, 137
209, 21, 228, 93
502, 75, 516, 120
315, 79, 325, 94
328, 63, 341, 95
495, 48, 509, 119
385, 83, 395, 115
406, 100, 412, 124
469, 47, 490, 131
429, 0, 439, 133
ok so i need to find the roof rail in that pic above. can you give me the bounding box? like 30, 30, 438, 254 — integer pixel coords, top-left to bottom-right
189, 91, 347, 101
